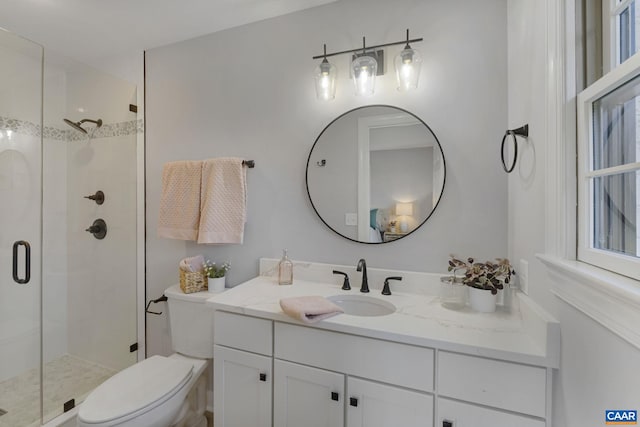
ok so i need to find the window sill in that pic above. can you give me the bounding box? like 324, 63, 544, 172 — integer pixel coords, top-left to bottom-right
537, 254, 640, 350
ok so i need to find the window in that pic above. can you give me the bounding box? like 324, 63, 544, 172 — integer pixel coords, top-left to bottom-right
577, 1, 640, 280
606, 0, 640, 68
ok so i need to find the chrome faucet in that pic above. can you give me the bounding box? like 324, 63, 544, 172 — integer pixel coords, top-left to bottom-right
356, 259, 369, 293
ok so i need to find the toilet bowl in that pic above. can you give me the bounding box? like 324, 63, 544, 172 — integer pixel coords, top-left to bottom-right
78, 285, 216, 427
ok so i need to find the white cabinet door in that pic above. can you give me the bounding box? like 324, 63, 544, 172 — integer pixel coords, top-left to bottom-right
274, 360, 345, 427
214, 345, 272, 427
438, 398, 545, 427
347, 377, 433, 427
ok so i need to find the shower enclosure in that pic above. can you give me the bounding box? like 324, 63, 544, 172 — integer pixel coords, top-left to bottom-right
0, 30, 139, 426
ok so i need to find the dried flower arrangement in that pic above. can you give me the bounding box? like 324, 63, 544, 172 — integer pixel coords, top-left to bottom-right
448, 255, 514, 295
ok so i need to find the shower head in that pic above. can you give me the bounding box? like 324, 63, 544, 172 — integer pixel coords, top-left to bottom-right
63, 118, 103, 134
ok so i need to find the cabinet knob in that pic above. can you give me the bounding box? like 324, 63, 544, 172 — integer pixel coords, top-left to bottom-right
349, 397, 358, 407
331, 392, 339, 401
259, 373, 267, 382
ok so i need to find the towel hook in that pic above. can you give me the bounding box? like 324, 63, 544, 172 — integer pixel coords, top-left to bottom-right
501, 124, 529, 173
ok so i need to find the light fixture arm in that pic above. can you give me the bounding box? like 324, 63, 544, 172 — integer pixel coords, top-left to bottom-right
321, 43, 328, 63
312, 32, 423, 60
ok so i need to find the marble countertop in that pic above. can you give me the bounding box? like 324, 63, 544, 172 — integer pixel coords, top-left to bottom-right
207, 274, 559, 368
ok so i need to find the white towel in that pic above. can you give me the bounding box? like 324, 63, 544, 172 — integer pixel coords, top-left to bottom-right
179, 255, 205, 272
197, 158, 247, 244
158, 161, 203, 240
279, 296, 344, 324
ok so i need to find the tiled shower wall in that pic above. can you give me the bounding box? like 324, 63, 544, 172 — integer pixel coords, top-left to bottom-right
63, 66, 139, 372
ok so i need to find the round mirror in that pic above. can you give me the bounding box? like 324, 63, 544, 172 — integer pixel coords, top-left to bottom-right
306, 105, 445, 244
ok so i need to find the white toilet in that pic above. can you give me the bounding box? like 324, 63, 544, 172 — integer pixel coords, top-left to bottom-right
78, 284, 215, 427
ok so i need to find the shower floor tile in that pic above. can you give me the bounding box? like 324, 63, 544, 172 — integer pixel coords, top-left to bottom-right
0, 354, 115, 427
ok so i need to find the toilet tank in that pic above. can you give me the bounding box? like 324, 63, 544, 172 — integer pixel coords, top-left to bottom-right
165, 284, 214, 358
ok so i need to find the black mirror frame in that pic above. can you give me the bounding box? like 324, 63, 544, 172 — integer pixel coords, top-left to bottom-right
305, 104, 446, 244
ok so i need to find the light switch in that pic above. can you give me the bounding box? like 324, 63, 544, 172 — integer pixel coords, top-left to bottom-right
345, 213, 357, 226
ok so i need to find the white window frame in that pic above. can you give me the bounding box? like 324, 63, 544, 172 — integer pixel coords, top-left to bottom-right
539, 0, 640, 350
576, 52, 640, 281
604, 0, 637, 71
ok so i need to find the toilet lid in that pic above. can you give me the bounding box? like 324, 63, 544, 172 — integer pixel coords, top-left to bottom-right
79, 355, 193, 424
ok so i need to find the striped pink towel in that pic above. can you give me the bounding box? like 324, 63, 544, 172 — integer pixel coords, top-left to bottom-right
158, 161, 203, 240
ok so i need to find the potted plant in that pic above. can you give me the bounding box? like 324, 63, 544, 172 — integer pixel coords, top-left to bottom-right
448, 256, 514, 312
203, 260, 230, 293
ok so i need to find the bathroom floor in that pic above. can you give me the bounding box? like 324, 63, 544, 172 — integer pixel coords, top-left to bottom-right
0, 354, 115, 427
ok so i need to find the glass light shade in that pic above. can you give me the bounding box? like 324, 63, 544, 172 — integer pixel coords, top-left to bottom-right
314, 59, 337, 101
394, 46, 422, 91
351, 55, 377, 96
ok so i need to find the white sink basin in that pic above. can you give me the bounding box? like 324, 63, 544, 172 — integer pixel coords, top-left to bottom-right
327, 294, 396, 317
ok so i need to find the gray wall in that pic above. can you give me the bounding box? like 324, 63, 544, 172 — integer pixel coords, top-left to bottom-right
145, 0, 508, 356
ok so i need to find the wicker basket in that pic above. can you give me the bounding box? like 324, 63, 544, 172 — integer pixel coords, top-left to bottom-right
180, 269, 208, 293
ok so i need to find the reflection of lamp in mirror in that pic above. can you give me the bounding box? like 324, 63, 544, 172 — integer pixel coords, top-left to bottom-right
314, 44, 337, 101
396, 202, 413, 233
394, 29, 422, 91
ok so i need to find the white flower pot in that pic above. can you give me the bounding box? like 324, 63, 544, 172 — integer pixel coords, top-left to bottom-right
468, 286, 497, 313
208, 276, 226, 293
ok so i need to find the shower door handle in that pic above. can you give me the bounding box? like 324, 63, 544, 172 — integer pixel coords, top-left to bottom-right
12, 240, 31, 284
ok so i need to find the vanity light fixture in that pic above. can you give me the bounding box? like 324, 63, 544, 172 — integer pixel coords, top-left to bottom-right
313, 44, 337, 101
394, 29, 422, 92
312, 29, 423, 99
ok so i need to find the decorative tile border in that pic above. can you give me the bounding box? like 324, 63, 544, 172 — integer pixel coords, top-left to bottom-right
0, 116, 143, 141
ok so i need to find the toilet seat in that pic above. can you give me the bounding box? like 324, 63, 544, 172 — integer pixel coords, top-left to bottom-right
78, 355, 193, 425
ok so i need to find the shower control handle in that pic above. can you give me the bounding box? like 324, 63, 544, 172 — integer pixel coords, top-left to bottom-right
86, 219, 107, 240
84, 190, 105, 205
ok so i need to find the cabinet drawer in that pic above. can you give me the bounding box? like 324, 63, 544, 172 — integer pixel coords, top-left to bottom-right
438, 351, 546, 417
275, 322, 434, 392
438, 398, 545, 427
214, 311, 273, 356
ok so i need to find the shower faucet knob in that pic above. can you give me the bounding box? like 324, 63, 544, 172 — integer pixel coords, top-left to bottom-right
84, 190, 105, 205
86, 219, 107, 240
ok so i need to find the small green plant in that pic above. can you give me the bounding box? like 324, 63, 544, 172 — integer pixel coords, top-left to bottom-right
448, 255, 514, 295
203, 260, 230, 278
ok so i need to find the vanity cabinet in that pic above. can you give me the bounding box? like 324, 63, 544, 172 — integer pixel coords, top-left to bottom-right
213, 345, 272, 427
213, 310, 552, 427
213, 312, 274, 427
437, 398, 545, 427
274, 360, 344, 427
347, 377, 433, 427
274, 359, 433, 427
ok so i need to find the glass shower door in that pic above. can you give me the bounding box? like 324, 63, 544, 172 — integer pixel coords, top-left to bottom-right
0, 30, 44, 427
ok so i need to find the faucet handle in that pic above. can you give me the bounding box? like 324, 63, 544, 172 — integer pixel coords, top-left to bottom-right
332, 270, 351, 290
382, 276, 403, 295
